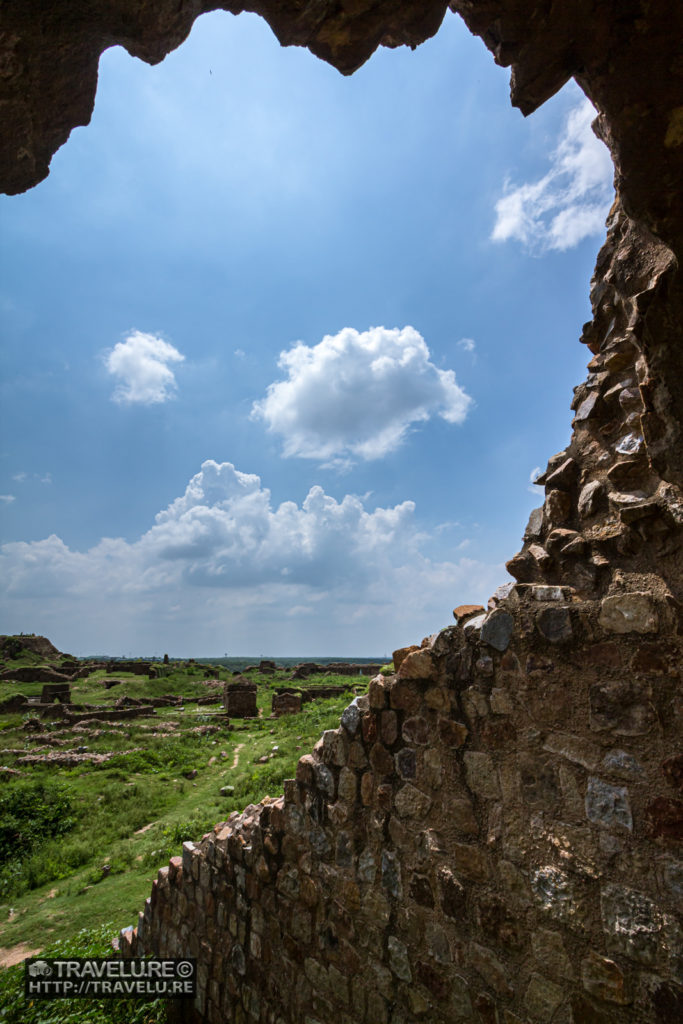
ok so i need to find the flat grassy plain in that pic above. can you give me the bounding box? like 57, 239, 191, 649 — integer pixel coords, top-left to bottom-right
0, 655, 370, 984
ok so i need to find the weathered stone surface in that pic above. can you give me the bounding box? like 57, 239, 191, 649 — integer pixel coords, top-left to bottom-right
397, 648, 437, 681
543, 732, 600, 771
578, 480, 604, 518
394, 783, 432, 819
598, 593, 659, 634
536, 606, 573, 643
531, 929, 574, 981
401, 716, 430, 746
589, 680, 655, 736
524, 972, 564, 1021
464, 752, 501, 800
581, 951, 631, 1004
392, 645, 420, 673
481, 610, 515, 652
585, 776, 633, 831
601, 885, 661, 964
453, 603, 485, 623
524, 506, 544, 540
646, 797, 683, 842
340, 699, 361, 736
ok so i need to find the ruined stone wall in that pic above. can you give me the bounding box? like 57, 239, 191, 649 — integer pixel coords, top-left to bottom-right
122, 584, 681, 1022
2, 1, 681, 1021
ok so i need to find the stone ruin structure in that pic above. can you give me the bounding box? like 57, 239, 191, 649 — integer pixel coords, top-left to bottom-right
225, 678, 259, 719
290, 662, 384, 680
2, 1, 682, 1022
40, 683, 71, 704
271, 690, 303, 718
271, 686, 358, 717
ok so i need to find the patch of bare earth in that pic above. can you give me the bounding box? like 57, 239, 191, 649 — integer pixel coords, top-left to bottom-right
0, 943, 41, 966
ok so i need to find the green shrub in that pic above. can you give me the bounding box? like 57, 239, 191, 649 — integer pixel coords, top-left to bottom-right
0, 923, 168, 1023
0, 780, 75, 863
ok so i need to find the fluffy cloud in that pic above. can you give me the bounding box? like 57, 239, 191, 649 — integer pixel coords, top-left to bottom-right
106, 331, 185, 405
251, 326, 471, 463
0, 495, 15, 505
491, 99, 613, 253
0, 460, 505, 654
457, 338, 476, 353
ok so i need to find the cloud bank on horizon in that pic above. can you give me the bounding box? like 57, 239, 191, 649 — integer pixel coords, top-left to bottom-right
106, 331, 185, 405
0, 460, 505, 654
252, 326, 471, 465
491, 98, 613, 253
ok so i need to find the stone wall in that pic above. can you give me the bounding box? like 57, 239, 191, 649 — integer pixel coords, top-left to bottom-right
2, 1, 681, 1022
271, 692, 302, 717
122, 588, 681, 1022
224, 680, 258, 719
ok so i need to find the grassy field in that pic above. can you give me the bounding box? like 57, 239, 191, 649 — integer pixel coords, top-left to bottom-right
0, 653, 371, 966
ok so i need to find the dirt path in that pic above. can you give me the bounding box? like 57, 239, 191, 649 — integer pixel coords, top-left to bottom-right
0, 943, 40, 967
231, 743, 244, 769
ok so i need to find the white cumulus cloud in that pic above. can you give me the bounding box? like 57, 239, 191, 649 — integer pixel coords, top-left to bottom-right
457, 337, 476, 353
0, 495, 16, 505
491, 98, 614, 253
0, 460, 506, 654
251, 326, 471, 463
106, 330, 185, 405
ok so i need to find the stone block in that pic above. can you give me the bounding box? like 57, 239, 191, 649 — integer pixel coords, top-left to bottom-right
409, 874, 434, 909
380, 709, 398, 746
453, 603, 485, 623
389, 680, 421, 713
369, 742, 394, 775
439, 866, 465, 919
296, 754, 317, 786
394, 783, 432, 819
599, 592, 658, 633
481, 610, 514, 652
589, 679, 655, 735
524, 972, 564, 1021
397, 648, 438, 681
422, 747, 442, 789
536, 606, 573, 643
646, 797, 683, 841
322, 729, 347, 767
360, 771, 374, 806
453, 842, 489, 882
545, 488, 572, 523
437, 717, 468, 747
337, 766, 357, 804
543, 732, 600, 770
601, 884, 661, 964
368, 676, 388, 708
395, 747, 416, 779
392, 645, 420, 672
578, 480, 604, 517
469, 942, 512, 997
531, 929, 574, 981
381, 850, 401, 898
402, 716, 430, 745
449, 797, 478, 835
581, 951, 631, 1004
585, 776, 633, 830
464, 751, 501, 799
340, 700, 361, 735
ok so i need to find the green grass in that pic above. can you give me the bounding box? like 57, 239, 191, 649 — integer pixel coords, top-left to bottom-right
0, 660, 366, 958
0, 923, 168, 1023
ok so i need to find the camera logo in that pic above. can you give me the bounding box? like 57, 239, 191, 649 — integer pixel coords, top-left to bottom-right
28, 961, 53, 978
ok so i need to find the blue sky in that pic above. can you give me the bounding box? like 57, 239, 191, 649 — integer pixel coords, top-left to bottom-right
0, 10, 613, 656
